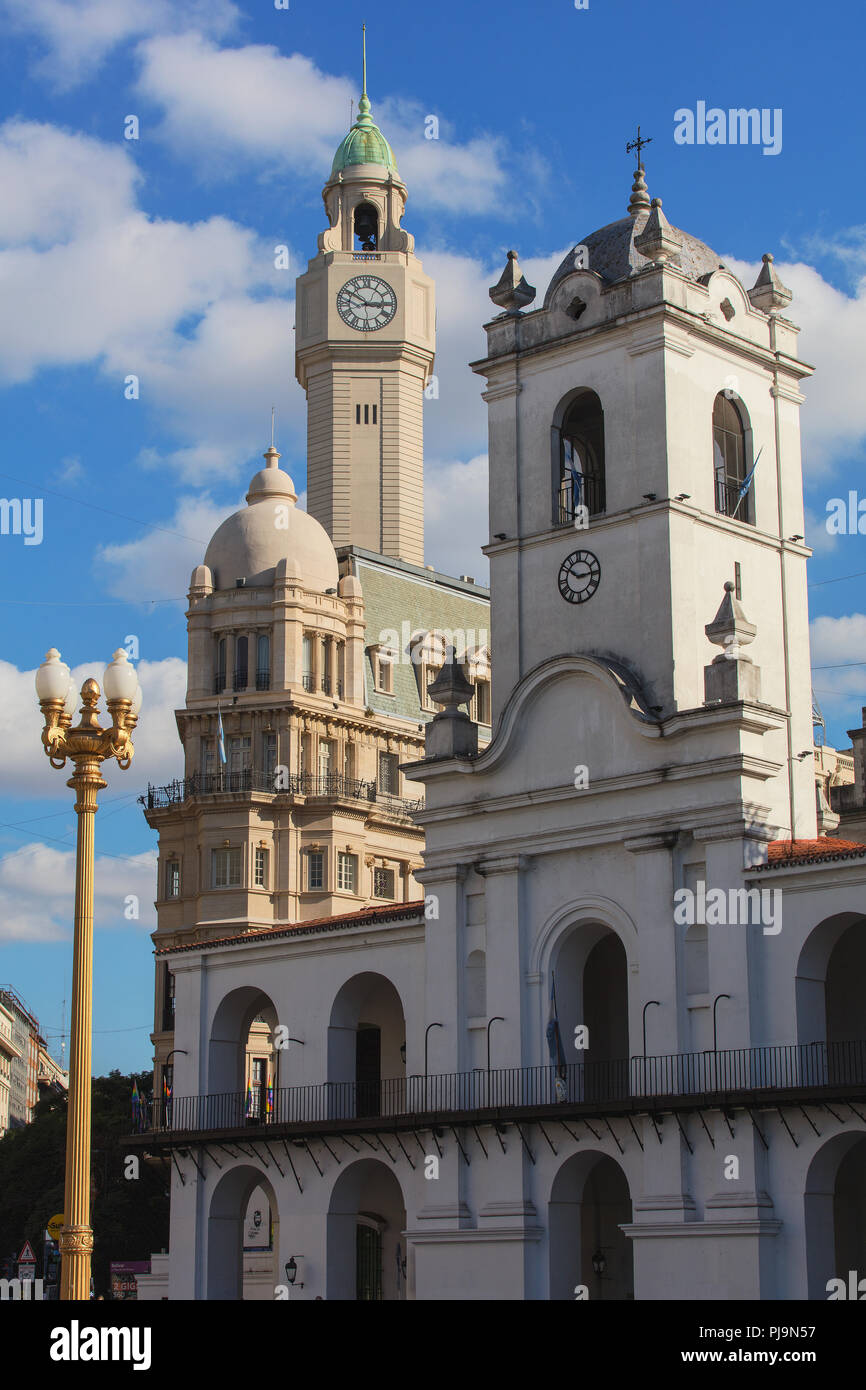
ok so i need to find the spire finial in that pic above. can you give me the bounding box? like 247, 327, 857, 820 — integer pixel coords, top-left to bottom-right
270, 405, 275, 448
357, 24, 372, 123
626, 125, 652, 216
626, 124, 652, 172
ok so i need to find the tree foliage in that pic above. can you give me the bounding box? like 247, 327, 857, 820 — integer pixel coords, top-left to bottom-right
0, 1069, 169, 1294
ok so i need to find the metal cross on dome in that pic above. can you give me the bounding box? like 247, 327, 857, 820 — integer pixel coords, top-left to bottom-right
626, 125, 652, 170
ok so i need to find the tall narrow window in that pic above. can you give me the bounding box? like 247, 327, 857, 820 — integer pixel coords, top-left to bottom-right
337, 852, 357, 893
713, 394, 753, 524
263, 732, 277, 780
165, 860, 180, 899
555, 390, 605, 524
307, 850, 324, 890
302, 633, 314, 692
372, 404, 377, 425
254, 847, 268, 888
256, 634, 270, 690
234, 635, 249, 691
318, 738, 333, 783
336, 641, 345, 699
215, 637, 226, 694
378, 751, 399, 795
356, 404, 361, 424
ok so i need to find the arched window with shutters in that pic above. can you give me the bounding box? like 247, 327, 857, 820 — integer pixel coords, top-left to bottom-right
552, 389, 605, 524
712, 393, 754, 525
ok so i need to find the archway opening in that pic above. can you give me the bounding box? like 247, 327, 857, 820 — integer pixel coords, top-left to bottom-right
796, 912, 866, 1083
327, 1160, 407, 1300
328, 973, 406, 1119
549, 1151, 633, 1300
805, 1132, 866, 1298
208, 986, 279, 1127
207, 1165, 280, 1301
552, 924, 629, 1101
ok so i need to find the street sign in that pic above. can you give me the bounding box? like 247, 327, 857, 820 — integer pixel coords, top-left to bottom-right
18, 1241, 37, 1264
46, 1214, 64, 1242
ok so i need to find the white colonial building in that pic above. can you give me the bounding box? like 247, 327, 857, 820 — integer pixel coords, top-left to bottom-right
134, 105, 866, 1299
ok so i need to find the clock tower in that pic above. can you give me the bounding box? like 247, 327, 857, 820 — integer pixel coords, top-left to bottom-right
295, 47, 435, 566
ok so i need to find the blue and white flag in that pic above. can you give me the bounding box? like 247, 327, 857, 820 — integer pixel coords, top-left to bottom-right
566, 456, 583, 506
546, 972, 567, 1084
217, 703, 227, 765
737, 445, 763, 502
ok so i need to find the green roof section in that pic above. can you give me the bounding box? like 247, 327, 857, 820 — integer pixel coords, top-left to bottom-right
330, 28, 398, 177
337, 548, 491, 729
330, 92, 398, 177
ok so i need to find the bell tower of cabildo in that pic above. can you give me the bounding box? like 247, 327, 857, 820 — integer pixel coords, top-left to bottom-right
295, 32, 435, 567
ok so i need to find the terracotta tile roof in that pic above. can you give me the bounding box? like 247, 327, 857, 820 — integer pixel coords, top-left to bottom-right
155, 899, 426, 955
758, 838, 866, 870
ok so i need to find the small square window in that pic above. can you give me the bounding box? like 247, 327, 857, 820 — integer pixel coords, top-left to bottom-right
373, 867, 395, 899
212, 847, 242, 888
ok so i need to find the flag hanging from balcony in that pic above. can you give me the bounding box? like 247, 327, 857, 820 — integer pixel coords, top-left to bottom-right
162, 1072, 172, 1102
566, 457, 583, 506
546, 972, 568, 1101
736, 445, 763, 505
217, 703, 227, 765
245, 1076, 254, 1117
131, 1080, 142, 1130
266, 1079, 274, 1118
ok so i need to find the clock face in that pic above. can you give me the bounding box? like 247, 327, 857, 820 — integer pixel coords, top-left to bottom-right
336, 275, 397, 332
558, 549, 601, 604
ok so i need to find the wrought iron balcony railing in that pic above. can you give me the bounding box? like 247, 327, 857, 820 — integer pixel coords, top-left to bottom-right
715, 476, 754, 524
131, 1040, 866, 1136
141, 771, 424, 819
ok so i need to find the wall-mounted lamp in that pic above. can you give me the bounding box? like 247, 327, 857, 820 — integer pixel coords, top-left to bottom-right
591, 1248, 607, 1278
285, 1256, 304, 1288
400, 1041, 407, 1064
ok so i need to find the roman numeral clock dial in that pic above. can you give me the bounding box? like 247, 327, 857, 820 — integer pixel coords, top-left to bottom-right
558, 549, 601, 604
336, 275, 397, 332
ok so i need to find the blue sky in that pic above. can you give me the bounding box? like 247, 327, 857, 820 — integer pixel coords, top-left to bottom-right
0, 0, 864, 1074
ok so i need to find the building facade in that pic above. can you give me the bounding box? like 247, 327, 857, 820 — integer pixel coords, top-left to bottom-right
0, 987, 40, 1131
133, 117, 866, 1296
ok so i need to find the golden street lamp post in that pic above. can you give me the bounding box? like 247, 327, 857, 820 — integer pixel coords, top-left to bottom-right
35, 647, 142, 1301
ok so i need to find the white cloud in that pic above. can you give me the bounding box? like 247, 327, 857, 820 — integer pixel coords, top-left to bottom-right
809, 614, 866, 741
0, 841, 157, 941
425, 454, 489, 582
725, 254, 866, 474
1, 0, 240, 89
97, 495, 237, 601
0, 654, 186, 800
0, 119, 299, 479
137, 35, 352, 180
135, 35, 514, 214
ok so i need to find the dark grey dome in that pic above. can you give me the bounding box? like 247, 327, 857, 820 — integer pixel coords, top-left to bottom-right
545, 213, 725, 305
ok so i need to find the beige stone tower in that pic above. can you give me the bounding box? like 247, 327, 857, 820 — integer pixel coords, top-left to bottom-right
295, 41, 435, 566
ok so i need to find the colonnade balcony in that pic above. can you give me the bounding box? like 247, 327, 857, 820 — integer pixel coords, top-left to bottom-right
128, 1039, 866, 1146
140, 772, 423, 823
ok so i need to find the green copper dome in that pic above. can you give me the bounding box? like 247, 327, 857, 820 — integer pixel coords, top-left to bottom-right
330, 92, 398, 176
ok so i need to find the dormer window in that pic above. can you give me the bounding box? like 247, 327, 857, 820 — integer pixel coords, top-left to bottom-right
354, 202, 379, 252
411, 631, 448, 712
368, 643, 396, 695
